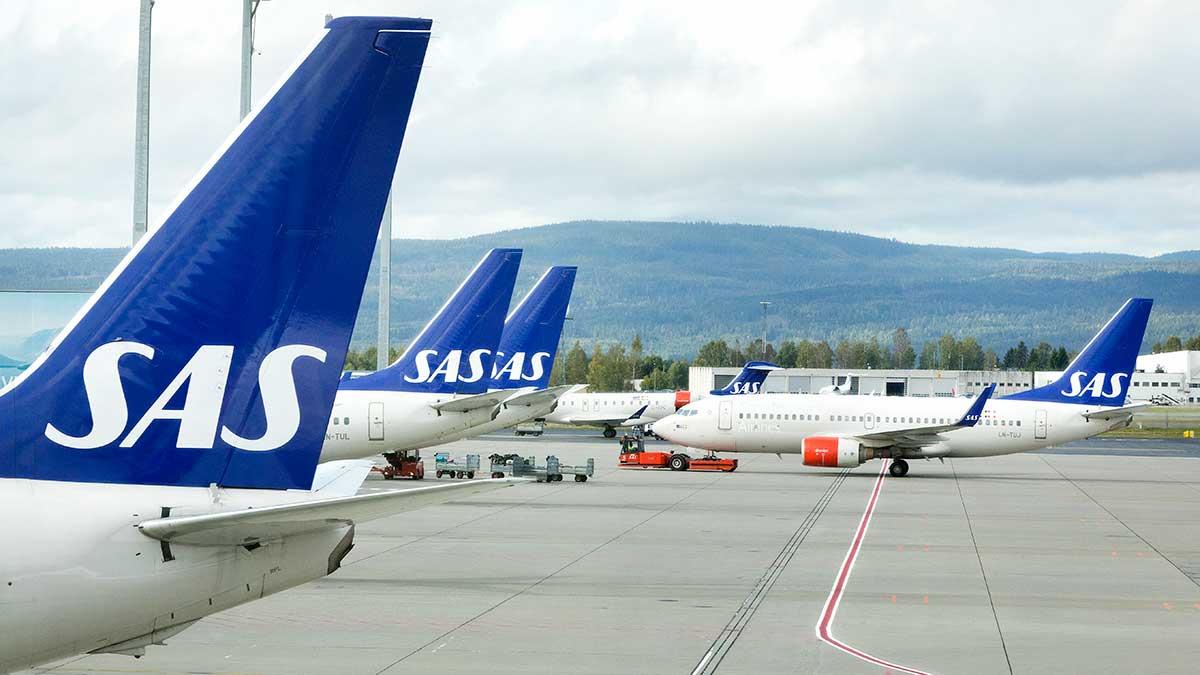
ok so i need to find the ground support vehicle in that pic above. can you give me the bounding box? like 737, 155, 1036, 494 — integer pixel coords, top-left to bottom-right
489, 454, 595, 482
514, 421, 546, 437
376, 450, 426, 480
617, 435, 737, 472
435, 452, 480, 479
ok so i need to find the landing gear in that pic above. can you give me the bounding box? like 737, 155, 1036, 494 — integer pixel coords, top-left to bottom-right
603, 425, 617, 439
889, 459, 909, 478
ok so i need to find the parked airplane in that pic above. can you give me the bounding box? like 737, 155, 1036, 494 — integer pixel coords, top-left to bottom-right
324, 248, 523, 462
653, 298, 1153, 477
434, 265, 579, 441
548, 360, 777, 437
0, 18, 520, 673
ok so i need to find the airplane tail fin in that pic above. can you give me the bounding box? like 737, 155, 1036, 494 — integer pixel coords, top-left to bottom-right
710, 361, 780, 396
341, 248, 523, 395
488, 266, 577, 390
1, 17, 432, 489
1003, 298, 1153, 407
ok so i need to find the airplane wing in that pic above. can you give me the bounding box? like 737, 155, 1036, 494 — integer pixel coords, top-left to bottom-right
854, 384, 996, 449
1083, 402, 1152, 420
429, 391, 509, 413
138, 478, 523, 546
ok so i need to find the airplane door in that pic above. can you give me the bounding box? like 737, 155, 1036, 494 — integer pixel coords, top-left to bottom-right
369, 402, 385, 441
718, 400, 732, 430
864, 412, 876, 430
1035, 409, 1047, 440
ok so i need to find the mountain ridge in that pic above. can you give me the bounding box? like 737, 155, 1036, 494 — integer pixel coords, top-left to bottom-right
1, 221, 1197, 356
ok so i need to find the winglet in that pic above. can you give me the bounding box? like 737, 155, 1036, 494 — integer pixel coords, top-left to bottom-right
956, 384, 996, 427
626, 404, 650, 422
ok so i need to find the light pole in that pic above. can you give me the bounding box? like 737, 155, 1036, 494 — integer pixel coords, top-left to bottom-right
759, 301, 772, 359
132, 0, 153, 246
240, 0, 265, 120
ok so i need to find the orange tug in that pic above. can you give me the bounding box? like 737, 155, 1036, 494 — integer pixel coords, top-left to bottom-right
618, 435, 738, 472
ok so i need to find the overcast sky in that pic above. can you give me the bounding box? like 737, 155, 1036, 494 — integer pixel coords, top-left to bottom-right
2, 1, 1198, 255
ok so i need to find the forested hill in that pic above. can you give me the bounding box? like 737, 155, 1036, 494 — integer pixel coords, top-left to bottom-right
2, 221, 1198, 357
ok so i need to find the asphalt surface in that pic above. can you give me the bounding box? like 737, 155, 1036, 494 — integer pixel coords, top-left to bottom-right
33, 431, 1200, 674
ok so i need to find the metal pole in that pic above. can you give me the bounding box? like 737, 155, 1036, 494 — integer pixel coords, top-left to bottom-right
759, 301, 771, 359
240, 0, 256, 120
132, 0, 153, 246
376, 193, 392, 371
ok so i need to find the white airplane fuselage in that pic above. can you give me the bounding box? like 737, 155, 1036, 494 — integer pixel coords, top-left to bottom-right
544, 392, 678, 429
655, 394, 1124, 458
320, 389, 497, 461
0, 480, 351, 673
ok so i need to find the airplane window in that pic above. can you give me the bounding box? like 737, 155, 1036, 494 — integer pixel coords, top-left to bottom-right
333, 418, 339, 426
738, 413, 743, 419
344, 417, 350, 425
1017, 420, 1021, 426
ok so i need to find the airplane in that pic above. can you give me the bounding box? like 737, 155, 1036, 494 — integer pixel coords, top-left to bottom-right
653, 298, 1153, 477
547, 360, 777, 437
0, 17, 520, 673
431, 265, 580, 441
323, 247, 524, 464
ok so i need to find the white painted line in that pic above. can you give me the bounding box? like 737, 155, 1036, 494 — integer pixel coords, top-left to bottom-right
816, 461, 931, 675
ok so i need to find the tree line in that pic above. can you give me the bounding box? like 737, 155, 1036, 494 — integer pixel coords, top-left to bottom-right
341, 328, 1077, 393
1152, 334, 1200, 353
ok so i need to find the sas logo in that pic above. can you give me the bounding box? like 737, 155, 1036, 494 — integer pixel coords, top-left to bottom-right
404, 349, 493, 384
729, 381, 762, 395
491, 350, 551, 382
402, 349, 551, 384
45, 341, 325, 451
1061, 371, 1127, 398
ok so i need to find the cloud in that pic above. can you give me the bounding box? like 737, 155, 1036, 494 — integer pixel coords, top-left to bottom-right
1, 0, 1197, 254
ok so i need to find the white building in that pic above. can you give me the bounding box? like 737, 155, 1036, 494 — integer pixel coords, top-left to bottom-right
689, 366, 1035, 400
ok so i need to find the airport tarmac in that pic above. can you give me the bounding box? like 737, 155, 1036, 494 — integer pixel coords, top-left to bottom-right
35, 433, 1200, 674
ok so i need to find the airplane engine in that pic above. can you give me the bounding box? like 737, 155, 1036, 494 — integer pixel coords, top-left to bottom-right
802, 436, 865, 468
674, 391, 691, 410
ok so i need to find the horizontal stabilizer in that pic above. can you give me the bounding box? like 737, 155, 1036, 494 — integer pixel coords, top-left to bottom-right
308, 459, 375, 497
429, 390, 509, 413
1083, 403, 1151, 420
501, 384, 574, 409
139, 478, 522, 546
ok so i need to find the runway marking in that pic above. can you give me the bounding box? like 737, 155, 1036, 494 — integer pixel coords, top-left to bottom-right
816, 461, 931, 675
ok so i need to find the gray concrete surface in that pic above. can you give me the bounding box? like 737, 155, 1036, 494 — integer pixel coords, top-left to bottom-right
33, 433, 1200, 674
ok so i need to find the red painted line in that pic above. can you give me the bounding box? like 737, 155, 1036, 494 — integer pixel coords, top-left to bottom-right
816, 461, 932, 675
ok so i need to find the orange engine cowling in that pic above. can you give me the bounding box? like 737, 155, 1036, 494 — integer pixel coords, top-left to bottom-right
674, 390, 691, 410
802, 436, 863, 468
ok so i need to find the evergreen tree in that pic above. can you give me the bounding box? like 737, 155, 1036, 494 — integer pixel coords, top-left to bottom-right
892, 328, 915, 368
667, 360, 690, 389
776, 340, 799, 368
563, 341, 589, 384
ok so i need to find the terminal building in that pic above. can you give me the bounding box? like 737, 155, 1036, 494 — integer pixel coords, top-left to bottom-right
689, 350, 1200, 405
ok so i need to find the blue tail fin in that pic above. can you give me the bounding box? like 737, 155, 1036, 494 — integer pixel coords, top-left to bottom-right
0, 17, 432, 489
488, 266, 577, 390
340, 248, 522, 395
711, 361, 780, 396
1003, 298, 1153, 407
